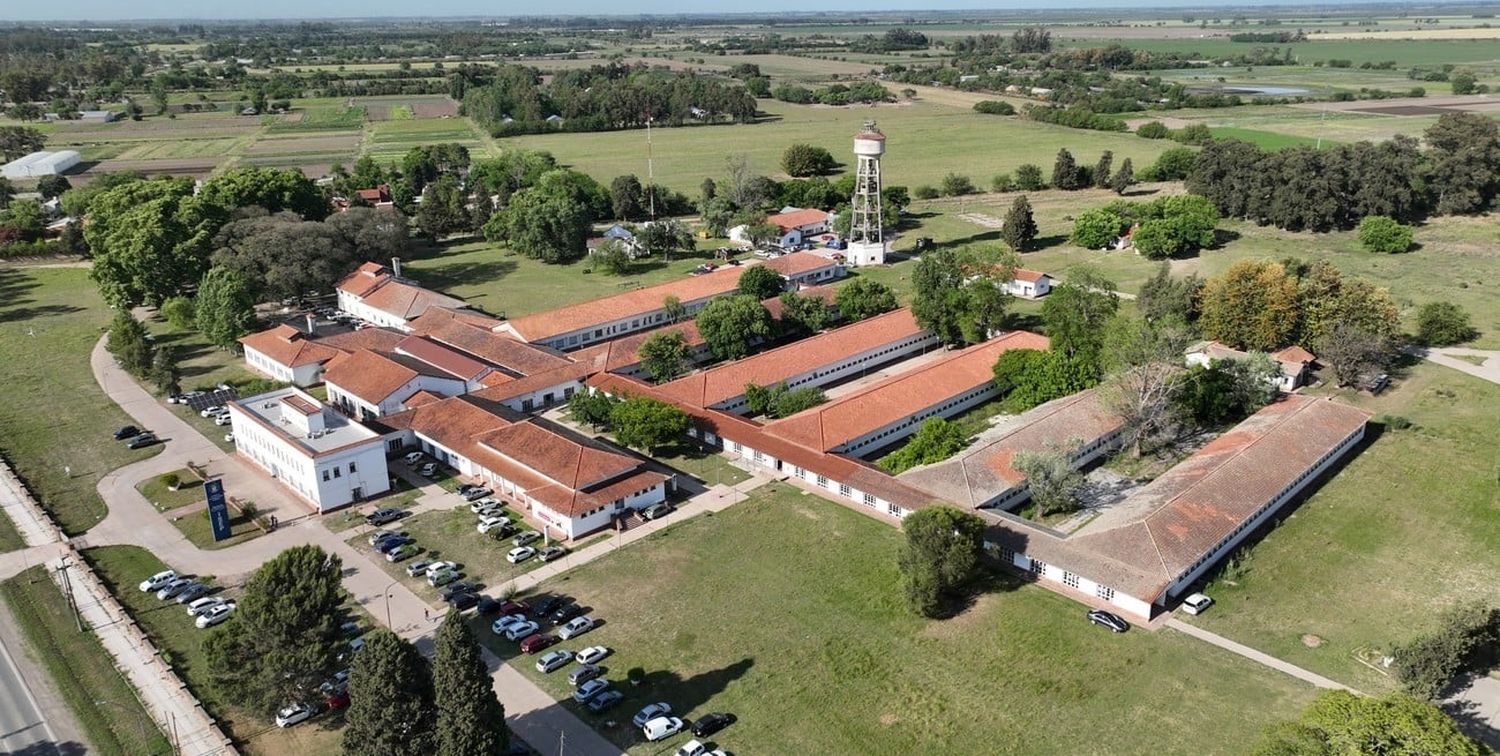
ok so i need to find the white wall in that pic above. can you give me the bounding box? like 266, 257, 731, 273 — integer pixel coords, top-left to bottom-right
327, 374, 468, 420
494, 380, 580, 414
983, 541, 1154, 619
243, 346, 323, 387
337, 292, 413, 332
715, 331, 939, 414
533, 293, 722, 350
838, 382, 998, 456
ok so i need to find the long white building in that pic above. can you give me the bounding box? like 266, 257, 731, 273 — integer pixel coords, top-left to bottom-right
228, 388, 392, 512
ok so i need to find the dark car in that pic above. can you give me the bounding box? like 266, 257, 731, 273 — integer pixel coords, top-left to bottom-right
566, 663, 601, 687
113, 425, 140, 440
461, 487, 493, 502
1087, 609, 1130, 633
456, 483, 481, 494
531, 595, 564, 618
498, 600, 530, 616
518, 633, 556, 654
364, 507, 403, 526
549, 603, 582, 626
324, 690, 351, 711
439, 581, 479, 600
373, 535, 411, 554
476, 596, 502, 615
446, 592, 479, 612
126, 433, 158, 449
691, 712, 734, 738
586, 690, 624, 713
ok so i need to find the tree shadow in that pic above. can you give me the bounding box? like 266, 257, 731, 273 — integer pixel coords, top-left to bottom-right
1212, 228, 1242, 247
1441, 686, 1500, 751
1005, 311, 1044, 332
0, 267, 40, 307
1117, 186, 1160, 198
4, 740, 89, 756
0, 304, 84, 323
1030, 233, 1070, 251
411, 259, 518, 294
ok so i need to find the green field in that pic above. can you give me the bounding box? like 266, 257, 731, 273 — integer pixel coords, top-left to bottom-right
0, 268, 162, 535
266, 106, 367, 133
1056, 36, 1500, 68
1187, 362, 1500, 691
1, 567, 170, 754
477, 483, 1315, 754
363, 118, 488, 162
499, 99, 1178, 195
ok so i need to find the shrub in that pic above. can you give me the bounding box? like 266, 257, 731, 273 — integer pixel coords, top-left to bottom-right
990, 173, 1015, 193
913, 185, 940, 200
940, 173, 975, 196
160, 296, 197, 330
1145, 146, 1198, 181
1014, 164, 1045, 191
1172, 123, 1214, 145
1070, 208, 1127, 249
1356, 215, 1414, 253
1391, 603, 1500, 700
1380, 414, 1414, 430
1136, 121, 1171, 139
781, 143, 837, 177
159, 472, 181, 490
972, 100, 1016, 116
1415, 301, 1477, 346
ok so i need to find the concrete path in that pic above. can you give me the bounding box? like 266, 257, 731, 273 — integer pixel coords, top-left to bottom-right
1445, 674, 1500, 750
1167, 618, 1357, 692
1408, 346, 1500, 386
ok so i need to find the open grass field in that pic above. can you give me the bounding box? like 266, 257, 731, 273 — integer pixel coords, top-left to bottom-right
1206, 126, 1329, 149
266, 106, 366, 133
498, 99, 1178, 195
1186, 362, 1500, 692
1, 566, 170, 755
475, 482, 1315, 754
364, 117, 489, 162
82, 545, 348, 756
0, 268, 162, 535
1056, 36, 1500, 68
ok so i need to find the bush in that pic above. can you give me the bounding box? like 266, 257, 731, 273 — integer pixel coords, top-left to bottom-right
913, 185, 940, 200
973, 100, 1016, 116
1391, 603, 1500, 700
1014, 164, 1045, 191
1172, 123, 1214, 145
159, 473, 181, 490
940, 173, 975, 196
1136, 121, 1171, 139
1415, 301, 1477, 346
1380, 414, 1414, 430
1070, 208, 1126, 249
1145, 146, 1198, 181
1356, 215, 1414, 253
160, 296, 197, 330
990, 173, 1014, 193
781, 143, 837, 177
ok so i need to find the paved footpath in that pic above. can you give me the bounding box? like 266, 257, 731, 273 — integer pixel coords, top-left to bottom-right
1408, 346, 1500, 387
1167, 618, 1357, 693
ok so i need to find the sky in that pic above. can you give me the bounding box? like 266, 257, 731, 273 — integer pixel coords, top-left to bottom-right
5, 0, 1387, 23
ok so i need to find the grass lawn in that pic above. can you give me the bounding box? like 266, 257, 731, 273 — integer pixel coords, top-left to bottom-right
0, 268, 163, 535
1186, 362, 1500, 692
167, 501, 265, 550
136, 468, 206, 512
346, 506, 551, 600
475, 483, 1315, 754
0, 566, 170, 755
1209, 126, 1330, 149
649, 442, 751, 488
324, 483, 422, 533
81, 545, 348, 756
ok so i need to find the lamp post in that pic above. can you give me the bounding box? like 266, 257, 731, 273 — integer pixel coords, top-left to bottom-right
382, 578, 399, 629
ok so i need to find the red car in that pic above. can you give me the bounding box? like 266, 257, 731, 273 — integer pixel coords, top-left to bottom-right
498, 600, 530, 616
519, 633, 556, 654
325, 690, 350, 711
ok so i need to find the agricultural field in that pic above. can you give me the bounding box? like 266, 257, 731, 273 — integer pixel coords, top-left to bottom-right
363, 116, 489, 162
1055, 36, 1500, 68
477, 483, 1316, 754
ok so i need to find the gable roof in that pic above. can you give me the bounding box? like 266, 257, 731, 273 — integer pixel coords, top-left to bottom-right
569, 321, 706, 375
761, 251, 840, 278
394, 335, 490, 382
766, 208, 830, 231
407, 311, 572, 376
360, 280, 469, 321
238, 324, 342, 368
498, 267, 744, 343
336, 262, 392, 298
322, 350, 464, 405
1272, 345, 1317, 365
1012, 268, 1050, 283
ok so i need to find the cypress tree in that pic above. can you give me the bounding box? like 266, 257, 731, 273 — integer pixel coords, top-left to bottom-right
343, 630, 436, 756
1110, 158, 1135, 195
1001, 195, 1038, 252
1093, 151, 1113, 188
1052, 148, 1081, 190
433, 615, 509, 756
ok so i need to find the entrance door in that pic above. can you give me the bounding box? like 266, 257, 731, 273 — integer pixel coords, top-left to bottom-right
351, 487, 363, 501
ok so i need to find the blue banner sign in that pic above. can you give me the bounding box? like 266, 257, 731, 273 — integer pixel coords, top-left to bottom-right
205, 479, 232, 542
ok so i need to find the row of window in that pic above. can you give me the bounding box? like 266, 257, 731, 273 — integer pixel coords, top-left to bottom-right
995, 540, 1119, 603
842, 384, 994, 454
555, 297, 715, 349
790, 463, 902, 517
320, 460, 358, 482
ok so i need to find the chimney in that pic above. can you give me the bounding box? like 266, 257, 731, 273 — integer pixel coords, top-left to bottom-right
391, 257, 403, 278
305, 312, 316, 336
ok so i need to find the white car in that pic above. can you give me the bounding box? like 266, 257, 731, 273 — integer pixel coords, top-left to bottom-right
491, 614, 527, 635
185, 596, 226, 618
558, 616, 595, 640
138, 569, 177, 593
403, 452, 424, 466
425, 560, 457, 576
576, 645, 610, 665
469, 498, 502, 514
275, 702, 313, 728
477, 516, 510, 535
418, 463, 438, 478
643, 716, 686, 742
199, 406, 224, 418
213, 413, 233, 426
506, 546, 535, 564
676, 741, 708, 756
504, 620, 540, 642
195, 602, 236, 629
535, 649, 573, 673
1182, 593, 1214, 615
633, 702, 673, 728
223, 432, 234, 443
404, 559, 436, 578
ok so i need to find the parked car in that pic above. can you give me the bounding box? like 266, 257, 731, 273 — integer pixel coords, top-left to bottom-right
186, 596, 226, 618
504, 620, 540, 642
558, 616, 595, 640
691, 712, 734, 738
213, 413, 233, 426
675, 740, 708, 756
575, 645, 610, 665
506, 546, 536, 564
405, 559, 436, 578
476, 596, 502, 615
567, 663, 601, 687
1087, 609, 1130, 633
478, 516, 512, 536
538, 546, 566, 562
366, 529, 398, 546
1365, 372, 1391, 395
274, 703, 313, 728
456, 483, 482, 494
365, 508, 403, 526
174, 582, 210, 604
643, 716, 686, 742
126, 433, 159, 449
418, 463, 438, 478
1181, 593, 1214, 615
633, 703, 673, 728
531, 595, 564, 618
423, 561, 457, 577
113, 425, 140, 440
439, 580, 479, 600
498, 600, 530, 616
470, 498, 504, 514
324, 690, 350, 711
427, 568, 460, 588
156, 577, 195, 601
402, 452, 424, 466
549, 603, 583, 626
461, 487, 493, 502
586, 690, 624, 713
374, 535, 412, 555
318, 670, 350, 695
641, 502, 673, 521
385, 544, 418, 563
572, 678, 611, 704
519, 634, 556, 654
512, 531, 540, 547
200, 406, 224, 418
224, 433, 234, 443
196, 602, 236, 629
491, 614, 528, 635
473, 504, 506, 520
446, 592, 479, 612
139, 569, 178, 593
535, 649, 573, 673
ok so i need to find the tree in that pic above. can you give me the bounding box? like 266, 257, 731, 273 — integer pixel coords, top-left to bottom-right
212, 209, 406, 303
1450, 71, 1478, 95
1013, 443, 1086, 516
485, 189, 590, 264
1357, 215, 1414, 253
609, 174, 645, 220
973, 100, 1016, 116
0, 199, 45, 240
1093, 151, 1113, 189
1099, 315, 1192, 456
1010, 26, 1053, 53
1423, 113, 1499, 214
198, 166, 328, 221
879, 417, 968, 474
1252, 691, 1481, 756
745, 76, 771, 97
940, 173, 975, 197
1136, 121, 1171, 139
343, 629, 436, 756
610, 396, 689, 454
35, 174, 71, 200
637, 218, 694, 261
1014, 164, 1045, 191
86, 177, 217, 307
637, 330, 690, 383
1294, 261, 1401, 349
1391, 603, 1500, 701
1001, 194, 1038, 252
0, 127, 45, 161
1416, 302, 1476, 346
1317, 321, 1391, 387
106, 311, 153, 377
1137, 263, 1201, 324
196, 266, 256, 349
1110, 158, 1135, 195
1070, 208, 1125, 249
160, 296, 197, 330
781, 143, 836, 177
776, 292, 831, 337
1198, 260, 1300, 351
1041, 265, 1120, 371
148, 346, 182, 394
662, 295, 687, 324
834, 279, 898, 321
992, 348, 1095, 411
897, 506, 985, 618
742, 221, 781, 247
737, 265, 786, 301
0, 177, 11, 210
204, 546, 347, 715
567, 390, 617, 430
1051, 148, 1082, 190
697, 295, 774, 360
416, 175, 472, 237
433, 614, 509, 756
1177, 354, 1279, 427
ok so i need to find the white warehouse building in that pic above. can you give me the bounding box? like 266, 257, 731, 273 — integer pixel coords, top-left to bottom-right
1, 150, 81, 179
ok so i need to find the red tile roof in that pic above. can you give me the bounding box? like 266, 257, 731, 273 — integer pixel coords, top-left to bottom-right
314, 327, 407, 354
765, 208, 830, 232
408, 311, 572, 376
1272, 345, 1317, 364
238, 324, 341, 368
569, 321, 706, 374
656, 308, 925, 409
322, 350, 462, 405
1012, 268, 1049, 283
395, 335, 489, 382
359, 280, 469, 321
761, 251, 840, 278
498, 267, 745, 343
336, 262, 391, 298
759, 285, 837, 320
766, 331, 1051, 452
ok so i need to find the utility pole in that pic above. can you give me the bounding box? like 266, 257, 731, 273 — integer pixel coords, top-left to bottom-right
58, 558, 81, 632
646, 116, 656, 223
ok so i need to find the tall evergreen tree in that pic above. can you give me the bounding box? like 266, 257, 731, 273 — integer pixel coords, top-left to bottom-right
1109, 158, 1135, 195
106, 311, 154, 377
1051, 148, 1081, 190
343, 629, 436, 756
1001, 194, 1038, 252
1093, 151, 1113, 189
433, 615, 509, 756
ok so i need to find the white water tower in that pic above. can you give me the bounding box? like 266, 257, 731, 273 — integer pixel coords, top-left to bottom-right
846, 121, 890, 266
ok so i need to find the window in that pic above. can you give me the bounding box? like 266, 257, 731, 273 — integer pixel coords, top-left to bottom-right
838, 483, 851, 497
1028, 558, 1046, 575
863, 493, 876, 506
322, 470, 330, 481
1096, 585, 1114, 601
815, 475, 828, 487
348, 461, 357, 473
333, 467, 341, 478
1063, 572, 1080, 589
1000, 547, 1015, 564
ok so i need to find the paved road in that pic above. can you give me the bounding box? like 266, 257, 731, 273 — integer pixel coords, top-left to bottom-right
0, 618, 59, 755
1167, 619, 1357, 692
1408, 346, 1500, 387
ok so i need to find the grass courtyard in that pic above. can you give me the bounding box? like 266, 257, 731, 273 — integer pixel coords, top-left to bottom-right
476, 483, 1315, 754
346, 505, 553, 601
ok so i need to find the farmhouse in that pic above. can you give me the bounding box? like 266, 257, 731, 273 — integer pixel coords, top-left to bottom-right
335, 261, 471, 331
227, 387, 391, 512
1185, 340, 1318, 391
763, 208, 833, 248
1002, 269, 1053, 299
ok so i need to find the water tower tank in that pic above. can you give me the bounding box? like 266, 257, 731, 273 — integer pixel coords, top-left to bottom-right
854, 129, 885, 157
